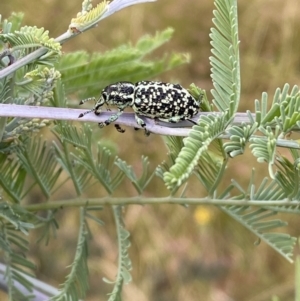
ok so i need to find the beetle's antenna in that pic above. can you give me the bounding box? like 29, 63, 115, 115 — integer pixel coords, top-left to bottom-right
79, 97, 96, 105
78, 97, 96, 118
78, 109, 95, 118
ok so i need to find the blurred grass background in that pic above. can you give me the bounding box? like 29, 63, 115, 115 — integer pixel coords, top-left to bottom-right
2, 0, 300, 300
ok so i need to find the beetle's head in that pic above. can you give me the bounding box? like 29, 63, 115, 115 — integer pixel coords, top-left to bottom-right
78, 82, 135, 118
98, 82, 135, 109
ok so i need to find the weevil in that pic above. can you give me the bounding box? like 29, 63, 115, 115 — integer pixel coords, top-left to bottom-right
79, 81, 200, 135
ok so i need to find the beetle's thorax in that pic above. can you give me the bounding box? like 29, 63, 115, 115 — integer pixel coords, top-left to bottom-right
101, 81, 135, 108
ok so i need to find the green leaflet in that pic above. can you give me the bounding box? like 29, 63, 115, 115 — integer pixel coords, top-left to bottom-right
219, 173, 296, 263
49, 208, 89, 301
164, 0, 240, 190
0, 202, 35, 301
0, 153, 26, 203
0, 26, 61, 65
222, 205, 296, 262
164, 112, 229, 190
115, 156, 154, 195
210, 0, 240, 115
250, 126, 279, 179
274, 153, 300, 201
224, 122, 258, 157
68, 1, 109, 32
106, 206, 132, 301
16, 137, 62, 199
53, 123, 124, 195
57, 28, 189, 99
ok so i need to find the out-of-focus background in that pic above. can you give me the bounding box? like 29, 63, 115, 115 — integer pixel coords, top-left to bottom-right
2, 0, 300, 300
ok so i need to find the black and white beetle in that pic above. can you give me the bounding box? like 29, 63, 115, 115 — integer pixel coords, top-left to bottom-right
78, 81, 201, 135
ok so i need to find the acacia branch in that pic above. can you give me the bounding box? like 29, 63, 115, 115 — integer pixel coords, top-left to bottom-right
1, 104, 300, 148
23, 196, 300, 211
0, 103, 252, 137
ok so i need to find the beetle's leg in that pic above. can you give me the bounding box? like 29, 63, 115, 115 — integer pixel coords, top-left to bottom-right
98, 109, 124, 128
165, 115, 184, 123
134, 114, 150, 136
115, 124, 125, 133
161, 115, 197, 124
187, 118, 197, 125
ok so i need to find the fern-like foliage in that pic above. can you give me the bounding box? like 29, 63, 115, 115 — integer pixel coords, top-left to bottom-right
53, 123, 124, 194
159, 129, 226, 196
69, 1, 109, 33
210, 0, 240, 115
35, 210, 59, 246
241, 84, 300, 179
163, 0, 240, 190
0, 154, 26, 203
219, 174, 296, 262
16, 137, 62, 199
254, 84, 300, 131
0, 13, 24, 36
105, 206, 132, 301
274, 151, 300, 202
0, 202, 35, 301
222, 205, 296, 263
58, 28, 189, 100
224, 120, 258, 157
50, 208, 89, 301
0, 73, 11, 143
0, 202, 35, 234
0, 76, 10, 103
3, 0, 300, 299
115, 156, 154, 195
21, 67, 61, 100
53, 139, 94, 196
68, 0, 156, 34
156, 136, 184, 194
0, 14, 62, 148
194, 148, 227, 195
164, 111, 229, 190
52, 80, 95, 195
250, 126, 280, 179
189, 85, 227, 194
0, 66, 60, 143
0, 26, 61, 64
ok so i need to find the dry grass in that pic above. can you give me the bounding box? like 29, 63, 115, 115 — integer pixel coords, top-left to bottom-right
2, 0, 300, 300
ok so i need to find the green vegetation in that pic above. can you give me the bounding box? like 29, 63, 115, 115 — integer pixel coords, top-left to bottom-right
1, 0, 300, 300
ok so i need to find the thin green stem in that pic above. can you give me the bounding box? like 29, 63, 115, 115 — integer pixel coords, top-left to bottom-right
23, 197, 300, 211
